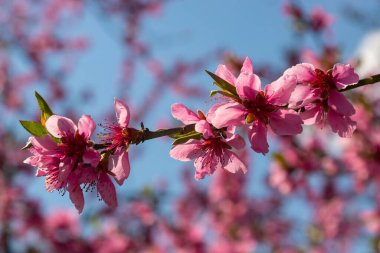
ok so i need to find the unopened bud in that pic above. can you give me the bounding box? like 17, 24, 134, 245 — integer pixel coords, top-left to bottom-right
197, 110, 206, 120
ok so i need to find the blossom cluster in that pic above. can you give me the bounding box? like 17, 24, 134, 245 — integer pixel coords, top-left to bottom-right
5, 1, 380, 251
23, 99, 132, 213
21, 56, 361, 212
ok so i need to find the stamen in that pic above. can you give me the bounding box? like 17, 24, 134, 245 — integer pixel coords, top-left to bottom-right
246, 113, 255, 124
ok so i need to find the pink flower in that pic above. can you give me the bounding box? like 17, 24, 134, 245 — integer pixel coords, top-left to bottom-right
269, 162, 294, 195
171, 103, 214, 138
101, 99, 133, 185
45, 114, 100, 180
211, 57, 303, 154
361, 210, 380, 234
314, 198, 344, 239
71, 166, 118, 210
170, 103, 247, 179
24, 114, 118, 213
93, 221, 131, 253
310, 7, 333, 32
44, 209, 80, 240
24, 135, 65, 192
286, 63, 359, 137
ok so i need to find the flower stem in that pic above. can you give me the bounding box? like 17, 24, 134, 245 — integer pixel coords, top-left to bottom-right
339, 74, 380, 92
142, 124, 195, 141
93, 124, 196, 150
93, 143, 110, 150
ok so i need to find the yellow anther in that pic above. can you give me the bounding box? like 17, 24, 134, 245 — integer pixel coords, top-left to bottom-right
246, 113, 255, 124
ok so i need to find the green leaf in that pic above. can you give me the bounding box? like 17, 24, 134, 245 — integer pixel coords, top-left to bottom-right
35, 91, 53, 125
19, 120, 48, 137
210, 90, 241, 101
205, 70, 239, 97
209, 90, 219, 97
168, 130, 198, 139
172, 131, 202, 145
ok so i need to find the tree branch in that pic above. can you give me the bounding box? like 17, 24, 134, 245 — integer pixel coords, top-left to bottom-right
339, 74, 380, 92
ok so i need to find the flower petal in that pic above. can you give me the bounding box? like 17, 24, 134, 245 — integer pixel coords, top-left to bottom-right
328, 110, 357, 137
109, 149, 131, 186
24, 155, 39, 167
222, 150, 248, 174
240, 56, 254, 74
195, 120, 214, 139
114, 98, 130, 128
235, 72, 261, 100
225, 125, 237, 138
31, 136, 57, 155
98, 172, 118, 208
69, 187, 84, 214
225, 134, 246, 150
288, 84, 315, 108
212, 102, 246, 129
171, 103, 199, 125
265, 74, 297, 105
194, 152, 220, 180
328, 90, 355, 116
332, 63, 359, 89
269, 110, 303, 136
169, 140, 202, 161
83, 148, 101, 167
215, 64, 237, 85
248, 122, 269, 155
35, 167, 47, 176
59, 157, 75, 182
206, 102, 228, 123
284, 63, 316, 83
46, 115, 77, 138
78, 115, 96, 139
300, 105, 323, 125
78, 167, 97, 185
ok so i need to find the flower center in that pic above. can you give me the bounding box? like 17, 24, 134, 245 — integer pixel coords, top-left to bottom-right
310, 69, 336, 91
60, 131, 87, 157
243, 91, 277, 125
99, 122, 140, 152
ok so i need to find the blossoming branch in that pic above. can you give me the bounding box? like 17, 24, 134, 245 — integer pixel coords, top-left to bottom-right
20, 57, 380, 213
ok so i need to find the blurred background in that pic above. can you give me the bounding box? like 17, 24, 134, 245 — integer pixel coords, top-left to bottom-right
2, 0, 380, 252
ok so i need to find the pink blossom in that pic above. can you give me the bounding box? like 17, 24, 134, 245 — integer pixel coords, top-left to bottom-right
310, 7, 333, 32
72, 166, 118, 209
282, 2, 303, 20
269, 162, 294, 195
343, 125, 380, 190
25, 115, 99, 188
101, 99, 132, 185
314, 198, 344, 239
361, 209, 380, 234
286, 63, 359, 137
24, 114, 118, 212
170, 104, 247, 179
93, 221, 131, 253
211, 57, 303, 154
301, 47, 340, 70
171, 103, 213, 138
44, 209, 80, 241
131, 201, 156, 226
